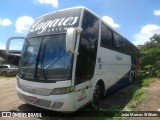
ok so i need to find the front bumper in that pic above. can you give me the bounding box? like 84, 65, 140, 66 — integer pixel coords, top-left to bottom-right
17, 86, 75, 112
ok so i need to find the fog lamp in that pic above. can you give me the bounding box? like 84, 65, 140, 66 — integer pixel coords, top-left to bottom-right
52, 102, 63, 109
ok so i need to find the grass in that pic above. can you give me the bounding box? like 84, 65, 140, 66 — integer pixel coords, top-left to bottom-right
122, 89, 144, 111
104, 77, 148, 120
111, 77, 158, 120
141, 78, 151, 87
90, 87, 145, 120
133, 89, 144, 101
0, 75, 16, 79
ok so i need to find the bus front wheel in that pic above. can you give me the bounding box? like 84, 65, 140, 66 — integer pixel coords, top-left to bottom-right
93, 81, 104, 106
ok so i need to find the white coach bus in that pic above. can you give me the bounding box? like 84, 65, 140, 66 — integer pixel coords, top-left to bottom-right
6, 6, 140, 112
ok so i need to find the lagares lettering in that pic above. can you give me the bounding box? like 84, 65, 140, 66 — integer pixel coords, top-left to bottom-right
29, 17, 78, 34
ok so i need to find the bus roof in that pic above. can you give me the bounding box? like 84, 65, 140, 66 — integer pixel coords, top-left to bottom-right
27, 6, 139, 54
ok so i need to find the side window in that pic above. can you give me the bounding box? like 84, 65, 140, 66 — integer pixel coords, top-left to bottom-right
121, 38, 127, 51
101, 23, 113, 49
75, 10, 99, 85
114, 33, 129, 53
114, 33, 121, 49
81, 11, 99, 42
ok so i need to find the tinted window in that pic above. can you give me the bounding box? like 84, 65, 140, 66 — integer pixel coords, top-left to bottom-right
114, 33, 121, 49
81, 11, 99, 41
75, 10, 99, 85
101, 23, 113, 49
114, 33, 133, 54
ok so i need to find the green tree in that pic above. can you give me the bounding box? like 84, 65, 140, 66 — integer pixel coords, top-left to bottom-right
139, 34, 160, 78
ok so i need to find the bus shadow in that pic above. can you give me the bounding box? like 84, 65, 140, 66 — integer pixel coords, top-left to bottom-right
88, 78, 143, 117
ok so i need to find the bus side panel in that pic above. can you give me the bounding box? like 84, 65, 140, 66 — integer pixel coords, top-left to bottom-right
96, 47, 131, 94
104, 71, 130, 95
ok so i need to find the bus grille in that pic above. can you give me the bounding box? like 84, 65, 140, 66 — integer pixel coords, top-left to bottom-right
19, 84, 52, 96
18, 93, 52, 108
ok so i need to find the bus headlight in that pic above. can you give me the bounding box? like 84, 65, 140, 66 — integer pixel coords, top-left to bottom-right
51, 86, 74, 95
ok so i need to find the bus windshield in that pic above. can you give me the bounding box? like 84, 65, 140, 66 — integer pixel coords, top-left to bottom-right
18, 34, 73, 82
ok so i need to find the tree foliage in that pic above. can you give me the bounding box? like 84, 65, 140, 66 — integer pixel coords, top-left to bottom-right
139, 33, 160, 78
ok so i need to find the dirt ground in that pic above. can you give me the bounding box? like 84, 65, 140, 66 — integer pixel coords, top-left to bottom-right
0, 77, 23, 111
0, 77, 159, 120
133, 78, 160, 120
136, 78, 160, 111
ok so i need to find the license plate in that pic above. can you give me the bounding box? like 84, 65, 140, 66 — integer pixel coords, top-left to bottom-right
28, 96, 38, 103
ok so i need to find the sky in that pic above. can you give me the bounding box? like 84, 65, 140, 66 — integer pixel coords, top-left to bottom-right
0, 0, 160, 50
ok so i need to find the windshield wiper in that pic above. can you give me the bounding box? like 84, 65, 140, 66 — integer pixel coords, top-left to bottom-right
41, 44, 47, 80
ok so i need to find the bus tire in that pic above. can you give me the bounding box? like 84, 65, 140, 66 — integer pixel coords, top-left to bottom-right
93, 81, 105, 106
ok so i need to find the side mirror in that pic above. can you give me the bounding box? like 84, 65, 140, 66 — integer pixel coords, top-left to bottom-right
6, 37, 25, 56
66, 27, 82, 53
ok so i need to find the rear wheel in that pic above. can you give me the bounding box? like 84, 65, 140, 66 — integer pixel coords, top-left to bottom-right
129, 71, 135, 83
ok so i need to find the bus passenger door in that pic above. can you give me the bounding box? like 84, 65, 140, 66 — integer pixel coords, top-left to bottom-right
74, 10, 99, 109
74, 36, 97, 110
